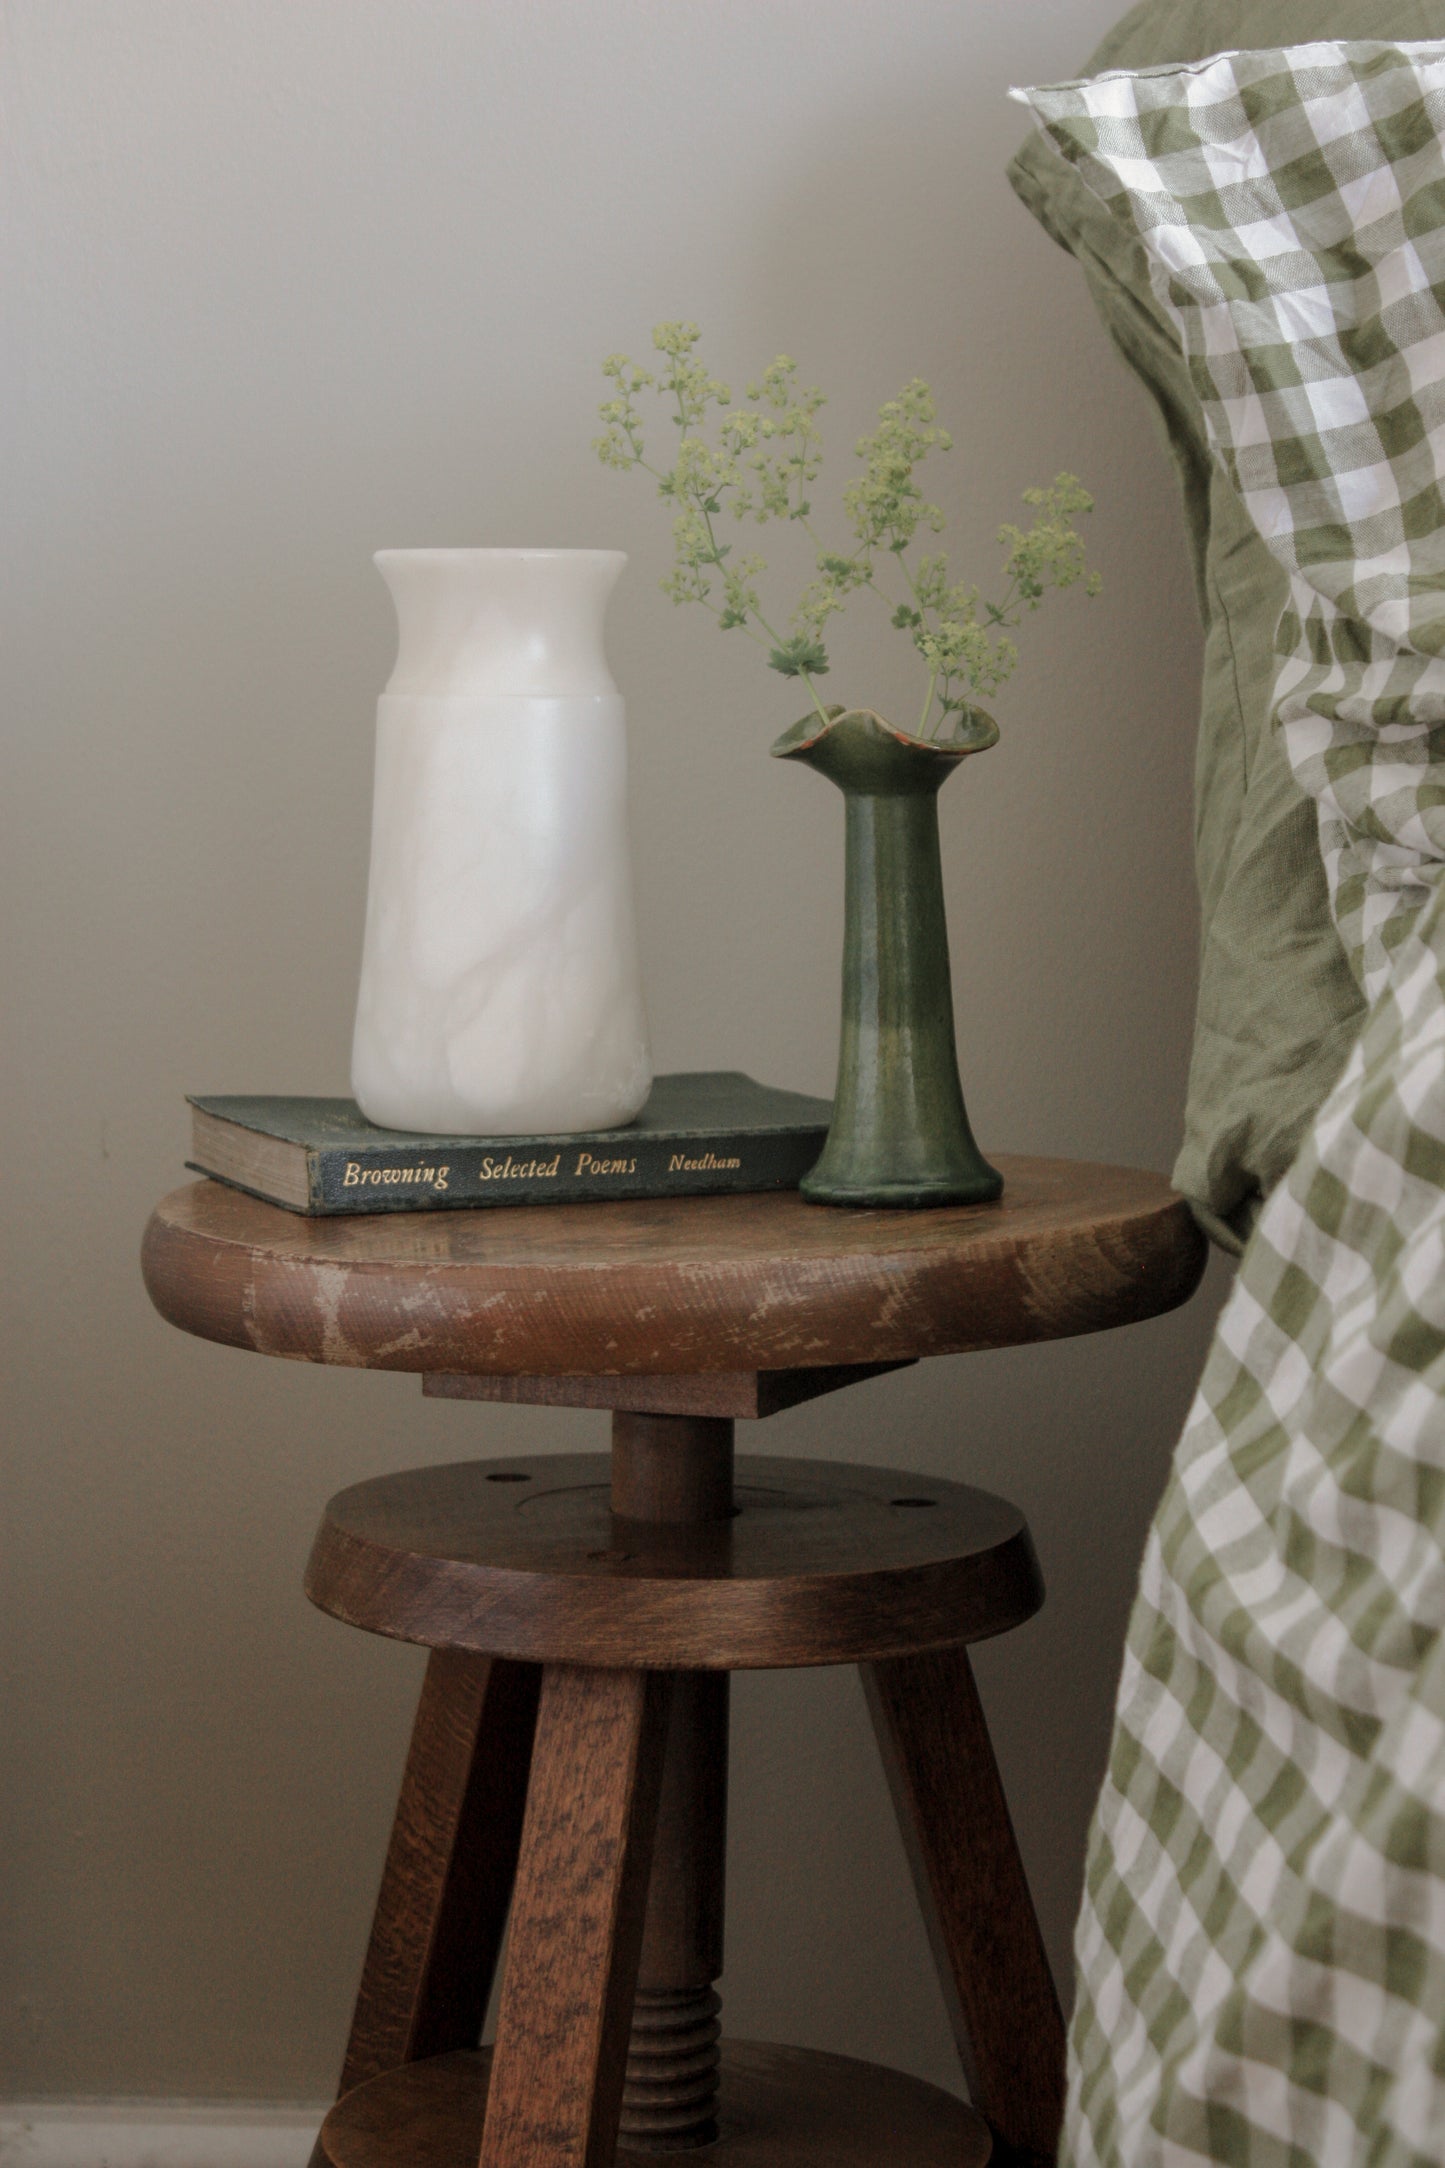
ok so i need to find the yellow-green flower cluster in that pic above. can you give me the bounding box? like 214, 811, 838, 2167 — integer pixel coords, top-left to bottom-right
595, 323, 1099, 736
1000, 475, 1102, 604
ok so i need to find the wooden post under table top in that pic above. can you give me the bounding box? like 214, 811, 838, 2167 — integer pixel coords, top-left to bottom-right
611, 1411, 734, 2151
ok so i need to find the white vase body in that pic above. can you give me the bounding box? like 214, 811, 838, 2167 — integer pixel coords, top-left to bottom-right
350, 549, 651, 1135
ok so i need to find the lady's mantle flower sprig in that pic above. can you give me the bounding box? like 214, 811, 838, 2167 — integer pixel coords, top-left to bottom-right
597, 325, 828, 689
595, 322, 1099, 738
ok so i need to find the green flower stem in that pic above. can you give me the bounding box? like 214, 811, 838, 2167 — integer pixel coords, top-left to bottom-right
890, 552, 944, 734
795, 509, 959, 737
695, 593, 830, 722
675, 454, 833, 728
666, 413, 833, 726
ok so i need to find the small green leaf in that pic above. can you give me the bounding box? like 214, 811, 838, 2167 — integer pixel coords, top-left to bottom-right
767, 636, 830, 678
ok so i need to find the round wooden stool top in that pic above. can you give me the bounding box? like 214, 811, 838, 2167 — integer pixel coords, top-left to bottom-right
305, 1452, 1044, 1670
142, 1156, 1205, 1378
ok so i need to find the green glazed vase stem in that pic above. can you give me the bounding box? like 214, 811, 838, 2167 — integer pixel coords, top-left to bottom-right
772, 707, 1003, 1210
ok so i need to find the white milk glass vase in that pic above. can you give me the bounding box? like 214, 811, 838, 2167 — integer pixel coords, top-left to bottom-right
350, 548, 652, 1134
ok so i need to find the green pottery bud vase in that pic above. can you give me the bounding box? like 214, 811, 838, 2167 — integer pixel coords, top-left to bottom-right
772, 705, 1003, 1209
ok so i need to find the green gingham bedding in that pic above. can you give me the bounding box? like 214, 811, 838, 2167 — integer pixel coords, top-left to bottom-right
1015, 45, 1445, 2166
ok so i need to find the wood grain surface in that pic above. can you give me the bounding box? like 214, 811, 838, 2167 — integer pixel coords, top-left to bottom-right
304, 1453, 1044, 1671
479, 1666, 671, 2168
423, 1364, 913, 1419
610, 1413, 735, 1524
332, 1651, 539, 2095
317, 2041, 990, 2168
142, 1157, 1205, 1378
865, 1646, 1064, 2167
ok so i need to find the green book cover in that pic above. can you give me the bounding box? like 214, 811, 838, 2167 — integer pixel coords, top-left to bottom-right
187, 1071, 831, 1215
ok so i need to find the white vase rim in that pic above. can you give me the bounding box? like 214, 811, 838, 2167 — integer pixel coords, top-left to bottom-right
374, 546, 626, 566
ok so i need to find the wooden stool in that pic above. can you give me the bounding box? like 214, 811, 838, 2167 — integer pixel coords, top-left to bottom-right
143, 1158, 1205, 2168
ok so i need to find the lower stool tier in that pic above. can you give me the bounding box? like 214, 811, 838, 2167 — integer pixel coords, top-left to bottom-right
318, 2043, 991, 2168
305, 1452, 1044, 1668
308, 1435, 1063, 2164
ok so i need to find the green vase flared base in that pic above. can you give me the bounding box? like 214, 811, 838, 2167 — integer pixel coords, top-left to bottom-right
799, 1159, 1004, 1212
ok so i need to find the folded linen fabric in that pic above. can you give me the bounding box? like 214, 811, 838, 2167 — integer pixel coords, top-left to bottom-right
1008, 4, 1435, 1252
1015, 46, 1445, 2167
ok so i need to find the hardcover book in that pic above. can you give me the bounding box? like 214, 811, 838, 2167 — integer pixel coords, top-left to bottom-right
186, 1072, 831, 1216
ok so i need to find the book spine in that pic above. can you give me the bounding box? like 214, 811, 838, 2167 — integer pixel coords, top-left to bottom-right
303, 1132, 827, 1213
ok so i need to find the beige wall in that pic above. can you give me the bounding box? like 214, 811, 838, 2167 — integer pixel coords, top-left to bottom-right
2, 0, 1230, 2106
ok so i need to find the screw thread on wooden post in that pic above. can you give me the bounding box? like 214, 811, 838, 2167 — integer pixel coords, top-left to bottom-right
619, 1986, 723, 2147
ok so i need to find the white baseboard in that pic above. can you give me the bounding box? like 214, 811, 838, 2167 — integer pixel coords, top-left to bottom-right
0, 2103, 327, 2168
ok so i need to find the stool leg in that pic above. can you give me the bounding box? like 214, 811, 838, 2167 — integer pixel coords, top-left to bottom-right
480, 1664, 672, 2168
863, 1646, 1065, 2168
337, 1650, 541, 2093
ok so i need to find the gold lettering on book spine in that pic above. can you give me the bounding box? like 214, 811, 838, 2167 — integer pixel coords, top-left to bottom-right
342, 1162, 450, 1192
476, 1154, 562, 1181
334, 1139, 754, 1197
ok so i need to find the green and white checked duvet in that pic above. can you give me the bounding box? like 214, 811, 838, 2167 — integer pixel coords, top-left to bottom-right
1015, 45, 1445, 2166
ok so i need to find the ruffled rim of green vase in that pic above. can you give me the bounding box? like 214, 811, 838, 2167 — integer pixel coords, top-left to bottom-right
770, 703, 999, 763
